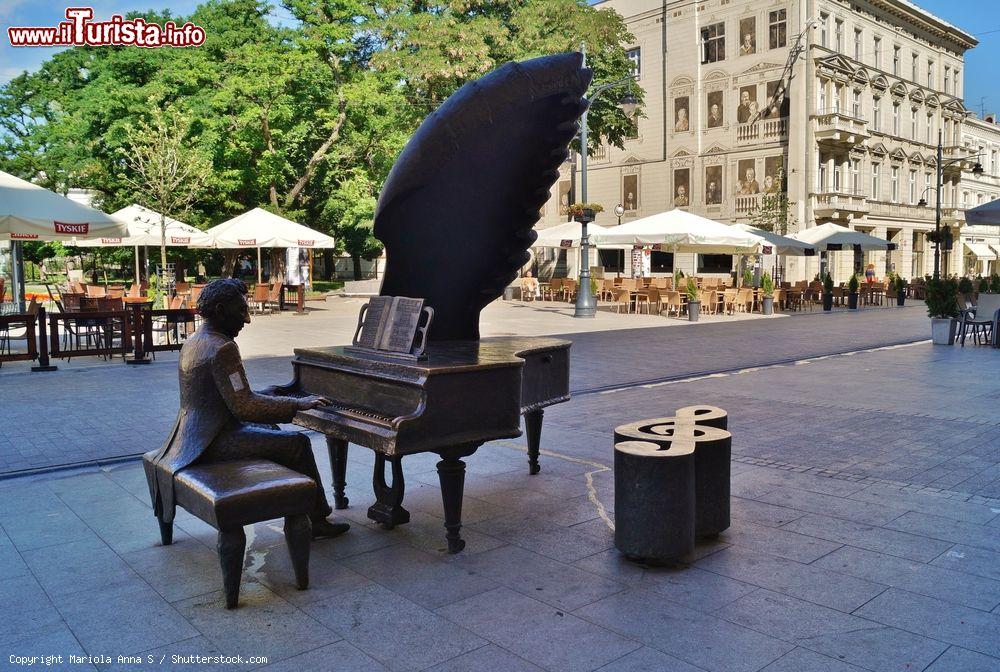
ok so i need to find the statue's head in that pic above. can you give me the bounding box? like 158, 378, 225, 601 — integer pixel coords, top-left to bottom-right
197, 278, 250, 338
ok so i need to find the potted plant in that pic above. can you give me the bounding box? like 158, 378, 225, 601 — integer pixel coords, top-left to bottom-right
991, 273, 1000, 294
925, 277, 960, 345
673, 268, 684, 289
958, 276, 974, 303
742, 268, 753, 288
977, 277, 989, 294
685, 277, 700, 322
760, 273, 774, 315
568, 203, 604, 223
895, 275, 907, 307
847, 273, 860, 310
822, 272, 834, 311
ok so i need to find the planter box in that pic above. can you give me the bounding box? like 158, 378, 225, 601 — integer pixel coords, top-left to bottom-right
761, 296, 774, 315
848, 292, 858, 310
688, 301, 701, 322
822, 292, 833, 311
930, 317, 956, 345
896, 290, 905, 307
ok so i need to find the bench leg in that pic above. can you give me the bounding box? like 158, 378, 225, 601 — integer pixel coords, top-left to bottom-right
217, 527, 246, 609
284, 515, 311, 591
158, 518, 173, 546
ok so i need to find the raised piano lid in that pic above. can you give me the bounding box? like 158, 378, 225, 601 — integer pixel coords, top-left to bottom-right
293, 336, 571, 377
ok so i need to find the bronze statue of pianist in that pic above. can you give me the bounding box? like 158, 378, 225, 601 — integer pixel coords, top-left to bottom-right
144, 278, 349, 539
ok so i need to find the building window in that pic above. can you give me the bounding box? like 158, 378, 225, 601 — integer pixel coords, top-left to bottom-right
891, 166, 899, 202
911, 107, 918, 139
925, 172, 933, 203
818, 155, 827, 191
701, 22, 726, 63
833, 160, 842, 191
698, 254, 733, 274
927, 60, 934, 88
835, 19, 844, 52
893, 46, 900, 75
927, 113, 933, 144
909, 170, 917, 204
818, 82, 827, 112
991, 149, 997, 175
852, 159, 861, 192
833, 84, 842, 113
626, 48, 641, 79
892, 102, 900, 136
944, 67, 950, 94
819, 13, 829, 48
769, 10, 787, 49
854, 29, 863, 61
912, 52, 919, 80
650, 251, 673, 273
852, 90, 861, 118
872, 96, 881, 131
872, 162, 881, 199
873, 37, 882, 68
954, 69, 960, 96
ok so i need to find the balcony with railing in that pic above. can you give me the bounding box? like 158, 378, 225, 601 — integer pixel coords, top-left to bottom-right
736, 117, 789, 146
812, 108, 870, 146
866, 200, 935, 221
940, 202, 967, 225
811, 188, 869, 220
734, 193, 763, 215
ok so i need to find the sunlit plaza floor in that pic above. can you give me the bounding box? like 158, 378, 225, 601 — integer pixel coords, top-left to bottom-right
1, 296, 998, 671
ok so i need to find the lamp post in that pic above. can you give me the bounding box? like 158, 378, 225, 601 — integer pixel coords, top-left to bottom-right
574, 66, 638, 318
614, 203, 625, 226
917, 130, 983, 280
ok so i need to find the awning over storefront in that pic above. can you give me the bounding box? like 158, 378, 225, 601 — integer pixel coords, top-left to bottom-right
963, 241, 998, 260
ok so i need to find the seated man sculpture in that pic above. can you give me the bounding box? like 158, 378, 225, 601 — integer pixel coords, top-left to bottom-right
145, 278, 348, 539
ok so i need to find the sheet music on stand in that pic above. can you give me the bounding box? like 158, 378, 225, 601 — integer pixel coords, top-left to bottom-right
346, 296, 434, 362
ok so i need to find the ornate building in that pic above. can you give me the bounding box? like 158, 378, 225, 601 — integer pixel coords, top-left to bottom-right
540, 0, 999, 281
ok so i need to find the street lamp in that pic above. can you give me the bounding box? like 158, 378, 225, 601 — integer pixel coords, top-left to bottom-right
574, 69, 639, 318
917, 130, 984, 279
614, 203, 625, 226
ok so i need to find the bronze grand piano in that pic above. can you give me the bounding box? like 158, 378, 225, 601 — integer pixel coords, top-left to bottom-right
282, 337, 570, 552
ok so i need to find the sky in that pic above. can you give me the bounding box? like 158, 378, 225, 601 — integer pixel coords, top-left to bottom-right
1, 0, 999, 115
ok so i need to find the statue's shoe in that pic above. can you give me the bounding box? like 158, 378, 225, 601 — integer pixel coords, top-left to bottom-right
310, 519, 350, 539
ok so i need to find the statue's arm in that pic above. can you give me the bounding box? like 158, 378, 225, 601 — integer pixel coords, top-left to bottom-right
211, 342, 302, 423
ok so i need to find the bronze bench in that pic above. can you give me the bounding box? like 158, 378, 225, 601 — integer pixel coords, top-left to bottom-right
146, 457, 317, 609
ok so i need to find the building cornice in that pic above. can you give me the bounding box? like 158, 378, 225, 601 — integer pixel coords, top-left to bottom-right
862, 0, 977, 52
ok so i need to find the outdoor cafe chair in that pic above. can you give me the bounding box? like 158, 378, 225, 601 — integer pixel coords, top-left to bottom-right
599, 279, 616, 301
698, 289, 718, 315
662, 290, 682, 317
84, 284, 107, 299
560, 279, 577, 302
636, 286, 662, 315
267, 282, 284, 312
541, 278, 562, 301
610, 287, 633, 313
0, 298, 39, 366
959, 294, 1000, 347
107, 285, 126, 299
735, 288, 754, 313
723, 288, 739, 314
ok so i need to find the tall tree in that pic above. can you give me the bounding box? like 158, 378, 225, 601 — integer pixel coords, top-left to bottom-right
119, 107, 213, 276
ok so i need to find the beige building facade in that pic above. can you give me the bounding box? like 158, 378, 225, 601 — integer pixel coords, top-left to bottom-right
539, 0, 1000, 282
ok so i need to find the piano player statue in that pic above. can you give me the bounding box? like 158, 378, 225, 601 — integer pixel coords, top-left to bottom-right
144, 278, 350, 541
279, 52, 591, 553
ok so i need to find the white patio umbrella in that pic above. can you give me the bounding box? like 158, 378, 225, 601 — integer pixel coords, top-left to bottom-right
205, 207, 336, 283
533, 221, 617, 248
733, 223, 816, 256
73, 204, 212, 283
0, 171, 127, 308
788, 222, 893, 251
0, 171, 126, 241
966, 198, 1000, 226
593, 209, 765, 253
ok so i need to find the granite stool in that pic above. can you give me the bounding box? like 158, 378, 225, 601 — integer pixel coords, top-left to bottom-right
613, 406, 732, 563
146, 457, 317, 609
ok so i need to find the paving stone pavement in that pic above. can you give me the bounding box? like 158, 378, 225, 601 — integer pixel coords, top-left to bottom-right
1, 309, 999, 670
0, 298, 930, 475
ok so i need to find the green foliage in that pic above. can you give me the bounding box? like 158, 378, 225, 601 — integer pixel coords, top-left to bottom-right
568, 203, 605, 216
957, 276, 974, 294
760, 273, 774, 297
320, 170, 382, 279
978, 277, 989, 293
894, 275, 907, 293
742, 268, 753, 287
992, 274, 1000, 293
21, 242, 66, 266
685, 277, 698, 302
925, 278, 960, 319
823, 272, 833, 293
848, 273, 859, 293
747, 190, 797, 236
674, 268, 684, 288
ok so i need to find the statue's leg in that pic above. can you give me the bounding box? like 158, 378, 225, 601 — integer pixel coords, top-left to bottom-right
435, 444, 481, 554
524, 409, 544, 475
203, 425, 333, 519
217, 526, 246, 609
325, 437, 349, 509
283, 515, 311, 590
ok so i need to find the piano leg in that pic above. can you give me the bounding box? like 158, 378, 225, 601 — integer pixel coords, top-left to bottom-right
326, 437, 350, 509
524, 408, 544, 475
368, 454, 410, 529
436, 443, 480, 554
